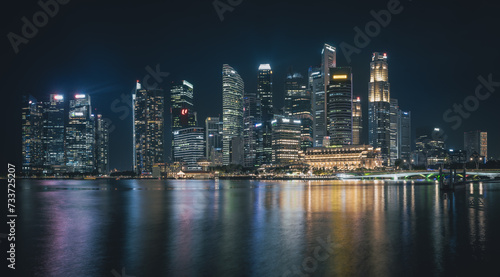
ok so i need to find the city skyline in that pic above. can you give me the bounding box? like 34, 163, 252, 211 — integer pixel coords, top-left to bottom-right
3, 0, 500, 173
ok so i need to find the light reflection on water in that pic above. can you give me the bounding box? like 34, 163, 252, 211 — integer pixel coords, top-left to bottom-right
17, 179, 500, 276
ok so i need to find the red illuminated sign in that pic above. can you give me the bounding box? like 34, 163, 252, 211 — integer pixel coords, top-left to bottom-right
181, 109, 188, 115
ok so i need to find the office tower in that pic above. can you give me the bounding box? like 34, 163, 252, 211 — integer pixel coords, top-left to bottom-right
326, 67, 353, 146
243, 93, 262, 167
133, 81, 165, 175
66, 94, 95, 173
389, 98, 399, 165
171, 80, 196, 130
42, 94, 66, 174
368, 52, 391, 165
21, 95, 44, 175
257, 64, 273, 164
173, 127, 205, 170
284, 72, 313, 150
205, 117, 223, 166
322, 43, 337, 84
222, 64, 244, 165
398, 111, 411, 162
464, 131, 488, 162
95, 114, 109, 175
352, 97, 363, 145
230, 136, 245, 166
271, 115, 301, 165
309, 67, 325, 146
415, 128, 446, 166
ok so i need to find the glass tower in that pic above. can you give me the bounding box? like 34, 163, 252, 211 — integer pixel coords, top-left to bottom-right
284, 72, 313, 151
352, 97, 363, 145
326, 67, 353, 146
222, 64, 244, 165
133, 81, 165, 175
257, 64, 273, 164
66, 94, 95, 173
42, 94, 66, 174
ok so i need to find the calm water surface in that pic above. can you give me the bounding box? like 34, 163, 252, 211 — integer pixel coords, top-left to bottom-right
14, 179, 500, 276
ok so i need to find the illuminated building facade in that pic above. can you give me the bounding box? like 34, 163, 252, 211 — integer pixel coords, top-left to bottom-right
309, 67, 325, 146
352, 97, 363, 145
368, 52, 391, 165
257, 64, 273, 164
243, 92, 262, 167
271, 116, 301, 165
133, 82, 165, 175
304, 145, 382, 170
42, 94, 66, 174
21, 95, 44, 175
389, 98, 399, 165
205, 117, 223, 166
326, 67, 353, 146
398, 110, 411, 163
95, 114, 109, 175
284, 72, 313, 151
173, 127, 205, 170
171, 80, 196, 130
222, 64, 244, 165
66, 94, 95, 173
464, 131, 488, 162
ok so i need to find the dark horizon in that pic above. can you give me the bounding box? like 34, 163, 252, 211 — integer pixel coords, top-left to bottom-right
2, 0, 500, 173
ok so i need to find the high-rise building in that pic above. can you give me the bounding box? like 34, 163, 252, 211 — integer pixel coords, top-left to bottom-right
222, 64, 244, 165
464, 131, 488, 162
271, 115, 301, 165
133, 81, 165, 175
284, 72, 313, 150
326, 67, 353, 146
389, 98, 399, 165
309, 67, 326, 146
205, 117, 223, 166
243, 92, 262, 167
230, 136, 245, 166
22, 95, 44, 175
66, 94, 95, 173
171, 80, 196, 130
173, 127, 205, 170
42, 94, 66, 174
368, 52, 391, 165
95, 114, 109, 175
352, 97, 363, 145
398, 110, 411, 163
257, 64, 273, 164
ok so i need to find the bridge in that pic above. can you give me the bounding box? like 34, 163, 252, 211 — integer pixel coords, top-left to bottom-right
338, 171, 500, 180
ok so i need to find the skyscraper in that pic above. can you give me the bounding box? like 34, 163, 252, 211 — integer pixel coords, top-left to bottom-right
205, 117, 223, 166
309, 67, 325, 146
368, 52, 391, 165
171, 80, 196, 130
22, 95, 44, 176
326, 67, 353, 146
389, 98, 399, 165
284, 72, 313, 150
464, 131, 488, 162
133, 81, 165, 175
173, 127, 205, 170
222, 64, 244, 165
66, 94, 95, 173
243, 92, 262, 167
352, 97, 363, 145
95, 114, 109, 175
398, 110, 411, 163
42, 94, 65, 174
257, 64, 273, 164
272, 115, 301, 165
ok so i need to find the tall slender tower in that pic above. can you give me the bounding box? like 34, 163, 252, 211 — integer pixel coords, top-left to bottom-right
368, 52, 391, 165
133, 81, 164, 175
285, 72, 313, 150
222, 64, 244, 165
257, 64, 273, 164
66, 94, 95, 173
389, 98, 399, 165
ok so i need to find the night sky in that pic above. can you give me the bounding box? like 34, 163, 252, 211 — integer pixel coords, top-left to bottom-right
1, 0, 499, 173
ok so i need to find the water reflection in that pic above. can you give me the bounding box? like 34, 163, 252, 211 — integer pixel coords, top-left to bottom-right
17, 179, 500, 276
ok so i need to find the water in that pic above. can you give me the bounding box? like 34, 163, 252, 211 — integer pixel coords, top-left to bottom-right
12, 179, 500, 276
